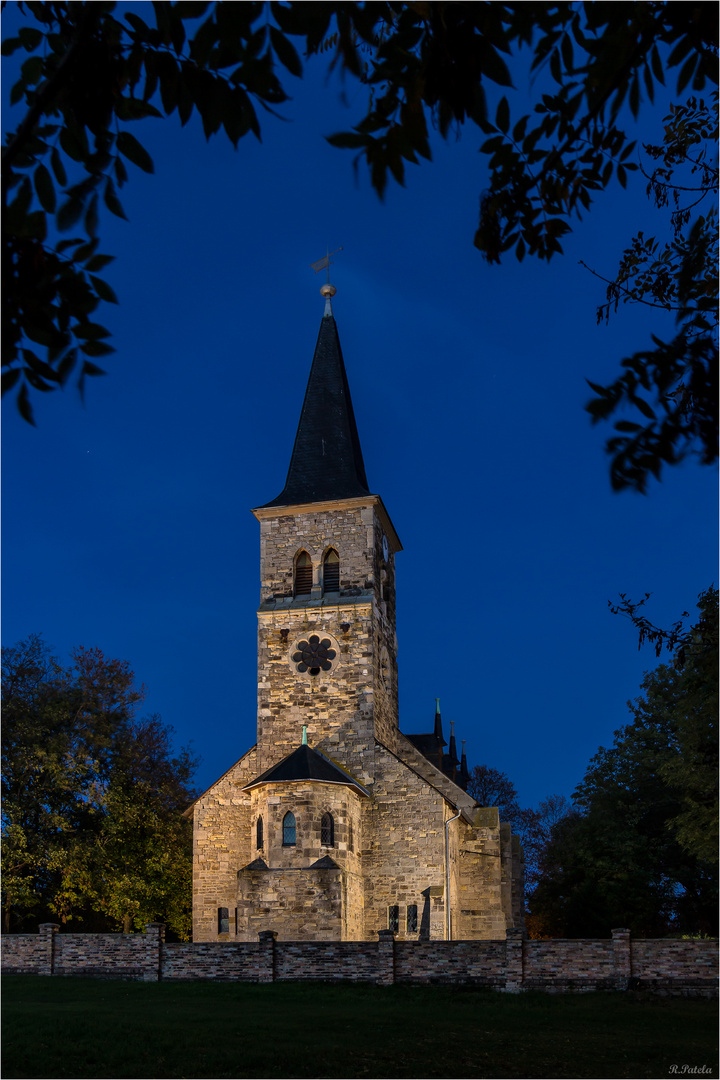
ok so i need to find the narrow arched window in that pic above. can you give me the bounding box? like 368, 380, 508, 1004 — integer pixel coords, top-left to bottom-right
295, 551, 312, 596
323, 549, 339, 593
256, 816, 264, 851
320, 811, 334, 847
282, 811, 296, 846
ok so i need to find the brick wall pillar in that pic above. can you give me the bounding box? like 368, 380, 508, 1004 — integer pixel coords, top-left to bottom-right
38, 923, 60, 976
504, 927, 524, 993
258, 930, 277, 983
612, 927, 631, 989
377, 929, 396, 986
143, 923, 165, 982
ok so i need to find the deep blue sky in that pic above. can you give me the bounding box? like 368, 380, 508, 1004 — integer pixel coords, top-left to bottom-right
3, 5, 717, 810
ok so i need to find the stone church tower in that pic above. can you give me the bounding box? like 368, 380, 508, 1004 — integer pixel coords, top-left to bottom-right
187, 288, 524, 942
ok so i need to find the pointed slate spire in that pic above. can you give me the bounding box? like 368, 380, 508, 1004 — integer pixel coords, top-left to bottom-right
433, 698, 444, 742
446, 720, 459, 782
460, 739, 469, 791
434, 697, 445, 770
260, 296, 371, 508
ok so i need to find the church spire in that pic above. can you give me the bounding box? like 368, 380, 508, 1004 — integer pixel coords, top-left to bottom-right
259, 288, 371, 509
448, 720, 459, 782
434, 698, 445, 770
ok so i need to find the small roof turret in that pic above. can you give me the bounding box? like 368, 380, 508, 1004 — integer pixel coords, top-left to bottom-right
448, 720, 459, 766
460, 739, 470, 791
433, 697, 444, 745
443, 720, 460, 781
406, 698, 451, 774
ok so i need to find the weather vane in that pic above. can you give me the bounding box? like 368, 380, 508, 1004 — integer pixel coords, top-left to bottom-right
310, 245, 343, 297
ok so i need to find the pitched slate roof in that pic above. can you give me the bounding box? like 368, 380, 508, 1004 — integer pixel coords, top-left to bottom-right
405, 732, 442, 758
243, 743, 369, 796
258, 304, 371, 508
310, 855, 340, 869
405, 700, 446, 761
240, 854, 339, 872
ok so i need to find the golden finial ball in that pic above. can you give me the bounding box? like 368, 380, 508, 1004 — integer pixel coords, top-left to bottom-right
320, 284, 337, 298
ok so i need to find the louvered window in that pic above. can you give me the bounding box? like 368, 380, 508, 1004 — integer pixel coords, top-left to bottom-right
320, 812, 334, 847
295, 552, 312, 596
282, 811, 296, 846
256, 816, 264, 850
323, 549, 339, 593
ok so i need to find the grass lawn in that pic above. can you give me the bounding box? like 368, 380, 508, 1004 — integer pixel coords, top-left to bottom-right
2, 976, 718, 1079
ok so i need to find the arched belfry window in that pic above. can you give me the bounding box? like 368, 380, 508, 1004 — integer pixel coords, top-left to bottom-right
282, 811, 296, 846
295, 552, 312, 596
321, 812, 334, 847
256, 816, 264, 851
323, 549, 339, 593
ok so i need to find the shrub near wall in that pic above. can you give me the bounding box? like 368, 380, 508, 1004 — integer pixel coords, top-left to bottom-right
2, 924, 717, 996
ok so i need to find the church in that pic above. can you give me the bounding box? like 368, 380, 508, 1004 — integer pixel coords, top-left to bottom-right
186, 284, 524, 942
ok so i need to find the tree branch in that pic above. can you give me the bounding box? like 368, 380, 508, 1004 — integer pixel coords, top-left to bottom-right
579, 260, 682, 313
2, 4, 101, 179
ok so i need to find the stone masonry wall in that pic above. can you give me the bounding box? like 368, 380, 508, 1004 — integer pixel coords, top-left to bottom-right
455, 810, 508, 940
256, 602, 378, 782
274, 940, 379, 981
394, 940, 507, 985
632, 939, 719, 991
1, 925, 56, 974
256, 502, 394, 612
237, 865, 342, 941
245, 780, 365, 940
248, 781, 363, 873
523, 939, 615, 990
1, 923, 164, 981
362, 743, 450, 941
254, 501, 399, 779
191, 748, 258, 942
53, 928, 163, 980
162, 941, 262, 980
4, 925, 716, 995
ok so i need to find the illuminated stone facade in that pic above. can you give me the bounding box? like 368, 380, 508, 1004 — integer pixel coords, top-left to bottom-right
188, 301, 524, 943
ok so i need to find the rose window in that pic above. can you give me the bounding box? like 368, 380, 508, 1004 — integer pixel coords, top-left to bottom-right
292, 635, 336, 676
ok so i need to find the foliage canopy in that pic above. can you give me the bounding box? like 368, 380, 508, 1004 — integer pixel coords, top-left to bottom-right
1, 633, 199, 936
527, 587, 718, 937
466, 764, 572, 898
2, 2, 717, 489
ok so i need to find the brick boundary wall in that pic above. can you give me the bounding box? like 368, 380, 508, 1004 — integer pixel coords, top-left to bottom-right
2, 925, 717, 996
